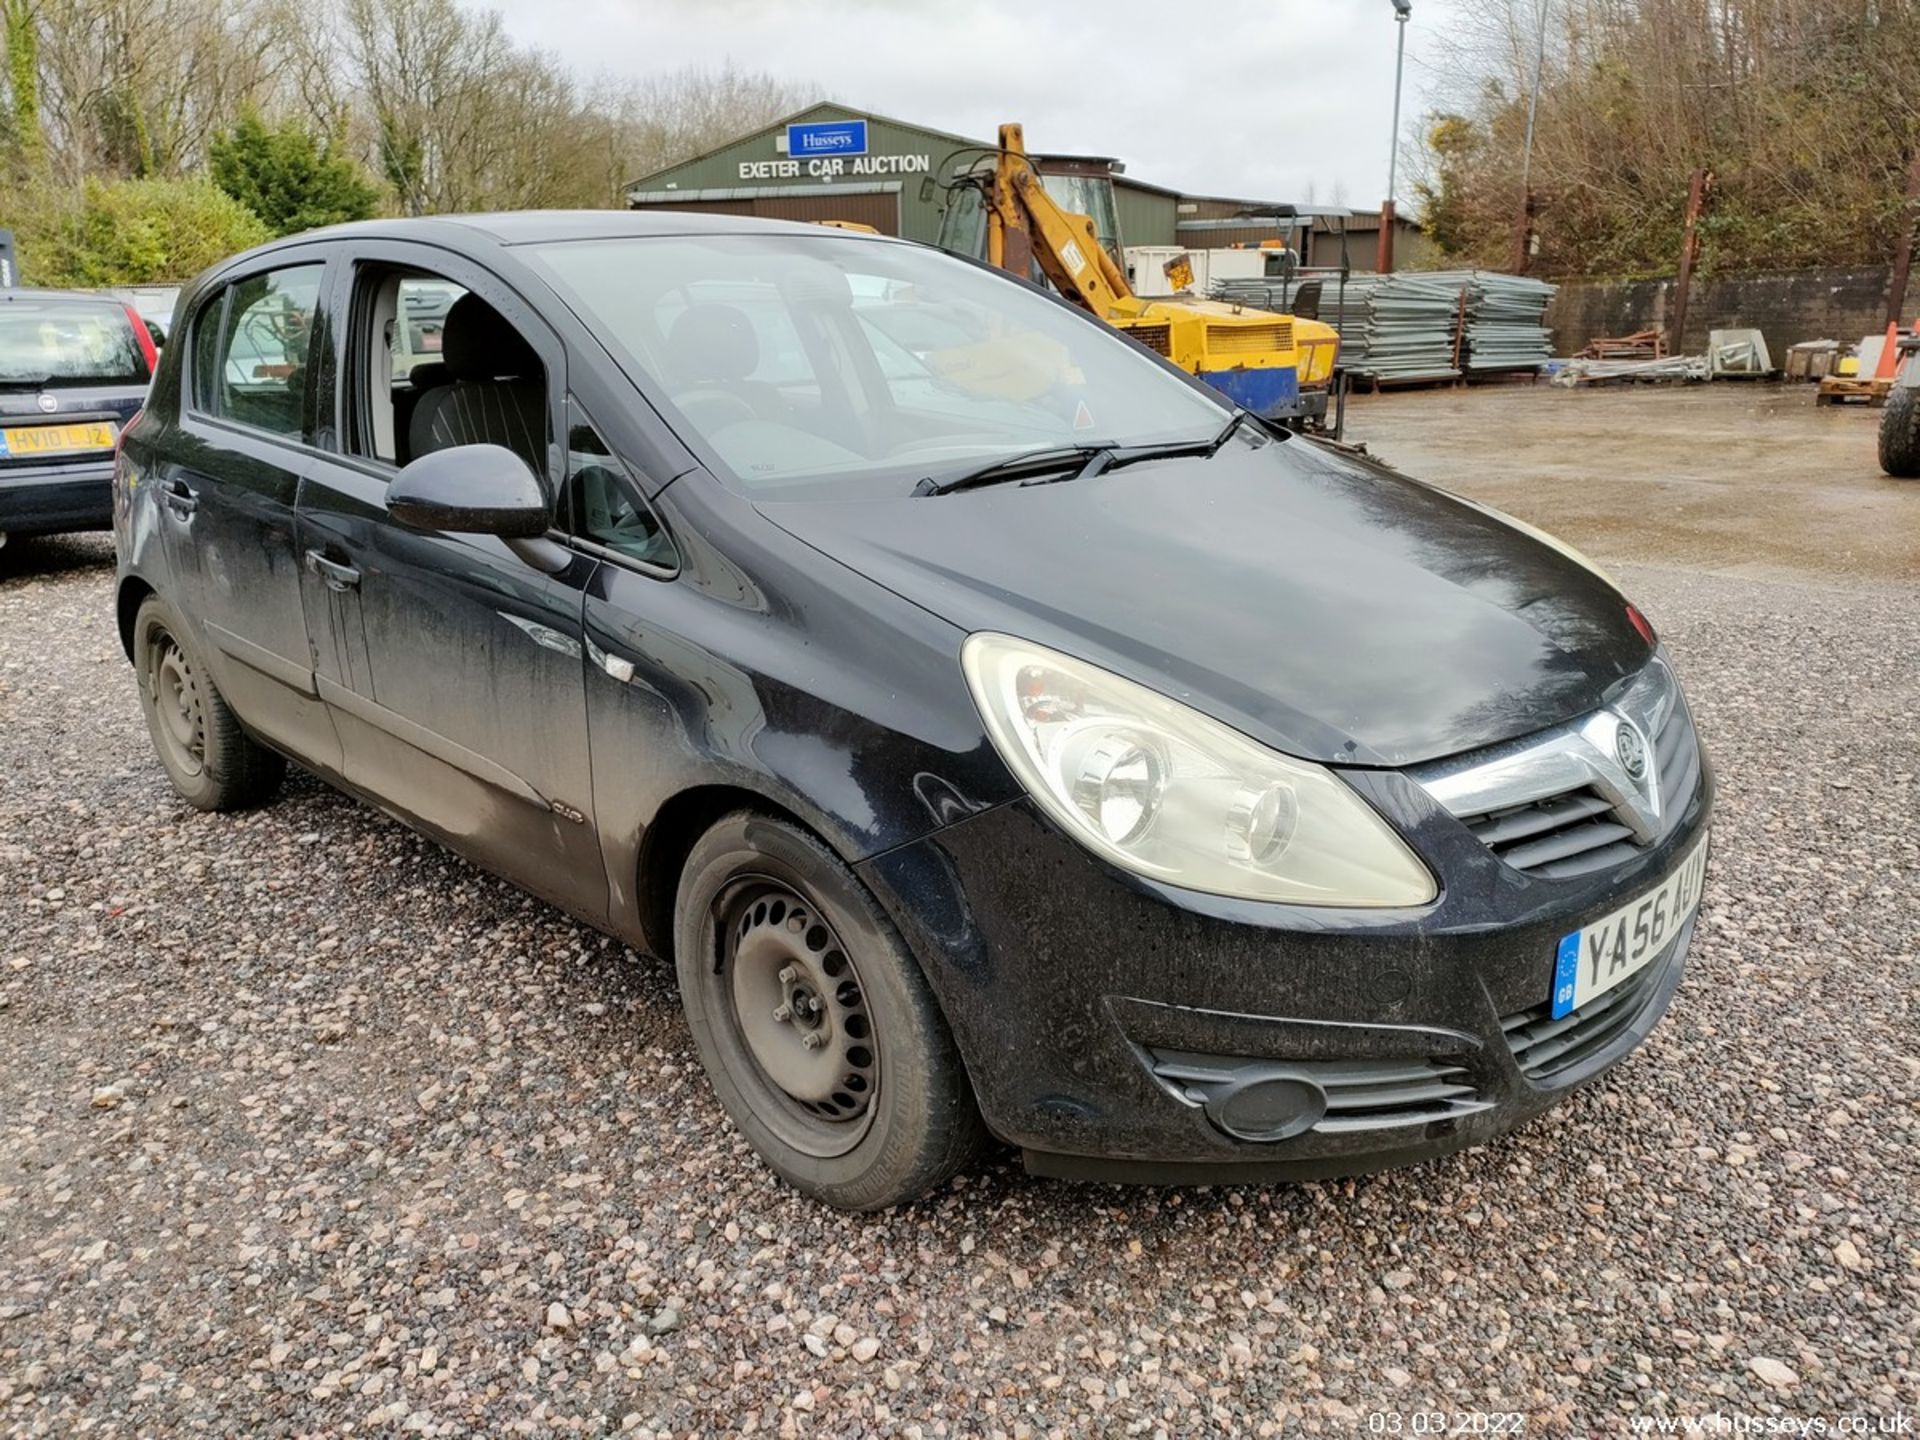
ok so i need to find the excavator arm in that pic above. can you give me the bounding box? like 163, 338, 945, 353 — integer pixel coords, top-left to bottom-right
986, 124, 1141, 320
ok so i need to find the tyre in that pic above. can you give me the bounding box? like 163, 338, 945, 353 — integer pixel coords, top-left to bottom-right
133, 595, 286, 811
1880, 384, 1920, 478
673, 810, 987, 1209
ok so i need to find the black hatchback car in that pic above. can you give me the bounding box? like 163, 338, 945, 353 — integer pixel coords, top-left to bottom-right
2, 288, 157, 548
114, 214, 1711, 1209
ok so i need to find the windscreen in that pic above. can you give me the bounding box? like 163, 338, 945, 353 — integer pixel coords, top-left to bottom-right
0, 299, 147, 388
524, 233, 1227, 500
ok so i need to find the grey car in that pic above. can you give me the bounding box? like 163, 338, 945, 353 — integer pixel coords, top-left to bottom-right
1, 288, 156, 548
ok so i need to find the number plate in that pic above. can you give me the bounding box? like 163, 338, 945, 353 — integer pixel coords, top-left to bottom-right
0, 422, 117, 458
1550, 835, 1709, 1018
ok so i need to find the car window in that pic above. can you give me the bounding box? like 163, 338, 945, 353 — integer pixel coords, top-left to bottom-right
523, 233, 1227, 502
194, 265, 323, 439
568, 411, 674, 569
0, 298, 149, 389
343, 264, 547, 478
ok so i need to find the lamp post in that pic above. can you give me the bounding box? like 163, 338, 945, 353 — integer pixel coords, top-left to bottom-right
1512, 0, 1550, 273
1380, 0, 1411, 273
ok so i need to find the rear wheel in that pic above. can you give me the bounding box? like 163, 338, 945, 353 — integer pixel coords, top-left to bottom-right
673, 811, 986, 1210
133, 596, 285, 811
1880, 385, 1920, 478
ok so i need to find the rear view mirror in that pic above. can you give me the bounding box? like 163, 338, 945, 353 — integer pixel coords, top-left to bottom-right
387, 444, 549, 538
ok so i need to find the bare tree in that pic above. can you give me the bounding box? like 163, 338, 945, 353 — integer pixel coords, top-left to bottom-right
1413, 0, 1920, 274
3, 0, 815, 216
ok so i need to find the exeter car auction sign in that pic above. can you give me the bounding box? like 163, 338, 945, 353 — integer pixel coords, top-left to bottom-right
736, 120, 933, 181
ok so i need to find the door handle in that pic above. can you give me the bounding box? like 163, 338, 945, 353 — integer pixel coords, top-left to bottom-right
304, 549, 361, 592
160, 480, 197, 517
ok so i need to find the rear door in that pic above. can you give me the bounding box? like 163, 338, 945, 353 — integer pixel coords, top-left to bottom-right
296, 240, 607, 921
151, 254, 340, 771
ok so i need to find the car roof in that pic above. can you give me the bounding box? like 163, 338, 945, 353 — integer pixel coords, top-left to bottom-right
0, 287, 138, 306
252, 209, 904, 252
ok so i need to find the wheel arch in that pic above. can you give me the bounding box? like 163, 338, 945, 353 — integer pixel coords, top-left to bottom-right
117, 575, 157, 662
636, 782, 814, 964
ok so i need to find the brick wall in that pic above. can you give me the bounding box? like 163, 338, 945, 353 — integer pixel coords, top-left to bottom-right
1544, 267, 1897, 361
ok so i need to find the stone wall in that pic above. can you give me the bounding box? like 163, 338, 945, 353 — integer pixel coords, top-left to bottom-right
1543, 267, 1898, 361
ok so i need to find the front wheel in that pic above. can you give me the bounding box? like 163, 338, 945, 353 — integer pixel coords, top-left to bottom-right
1880, 385, 1920, 478
673, 811, 987, 1210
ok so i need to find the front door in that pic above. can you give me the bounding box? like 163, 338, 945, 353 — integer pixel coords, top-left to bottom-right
296, 242, 607, 921
156, 255, 340, 772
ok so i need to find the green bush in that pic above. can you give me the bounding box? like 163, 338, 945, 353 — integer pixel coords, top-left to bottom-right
210, 113, 381, 237
10, 176, 271, 287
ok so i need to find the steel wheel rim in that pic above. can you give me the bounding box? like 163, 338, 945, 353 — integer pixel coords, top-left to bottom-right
147, 630, 206, 778
710, 877, 878, 1158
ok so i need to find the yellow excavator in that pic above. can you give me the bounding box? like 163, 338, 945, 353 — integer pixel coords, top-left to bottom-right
932, 124, 1340, 429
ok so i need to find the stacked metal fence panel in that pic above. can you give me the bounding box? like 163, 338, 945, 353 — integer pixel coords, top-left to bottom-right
1315, 277, 1375, 373
1211, 269, 1557, 384
1358, 274, 1467, 383
1458, 271, 1557, 373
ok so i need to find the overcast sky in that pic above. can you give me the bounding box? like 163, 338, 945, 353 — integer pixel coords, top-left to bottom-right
481, 0, 1469, 209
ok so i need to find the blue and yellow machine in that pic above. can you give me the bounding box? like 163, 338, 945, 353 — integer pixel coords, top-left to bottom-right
936, 124, 1339, 426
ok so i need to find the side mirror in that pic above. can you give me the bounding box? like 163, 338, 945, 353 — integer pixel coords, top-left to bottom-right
918, 176, 936, 204
387, 444, 549, 538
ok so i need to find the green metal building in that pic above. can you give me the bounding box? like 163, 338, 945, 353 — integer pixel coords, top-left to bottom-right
624, 104, 988, 245
623, 102, 1423, 269
626, 102, 1217, 253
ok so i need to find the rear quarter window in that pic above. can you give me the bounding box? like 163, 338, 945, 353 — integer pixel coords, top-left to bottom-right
190, 265, 324, 439
0, 299, 147, 388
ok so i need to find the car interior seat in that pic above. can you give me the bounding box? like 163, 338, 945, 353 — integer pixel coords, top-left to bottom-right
408, 295, 545, 474
666, 304, 785, 431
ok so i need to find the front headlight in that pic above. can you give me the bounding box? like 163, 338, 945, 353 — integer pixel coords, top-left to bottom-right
961, 633, 1437, 907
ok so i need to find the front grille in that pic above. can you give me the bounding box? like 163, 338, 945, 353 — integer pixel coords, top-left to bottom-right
1125, 323, 1172, 356
1148, 1051, 1490, 1135
1205, 320, 1293, 356
1306, 1059, 1488, 1133
1501, 922, 1688, 1083
1654, 691, 1702, 816
1416, 656, 1703, 881
1460, 785, 1643, 879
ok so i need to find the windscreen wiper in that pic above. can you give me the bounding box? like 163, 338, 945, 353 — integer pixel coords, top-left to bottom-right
912, 413, 1259, 496
1094, 410, 1259, 474
913, 444, 1114, 497
0, 375, 55, 392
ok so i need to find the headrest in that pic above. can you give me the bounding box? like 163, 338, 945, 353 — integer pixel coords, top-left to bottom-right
442, 293, 539, 382
668, 305, 760, 384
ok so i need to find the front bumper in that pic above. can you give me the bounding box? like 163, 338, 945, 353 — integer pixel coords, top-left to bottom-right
858, 754, 1713, 1183
0, 459, 115, 538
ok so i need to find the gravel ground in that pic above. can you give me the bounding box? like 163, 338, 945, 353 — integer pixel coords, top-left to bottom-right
2, 433, 1917, 1436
